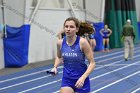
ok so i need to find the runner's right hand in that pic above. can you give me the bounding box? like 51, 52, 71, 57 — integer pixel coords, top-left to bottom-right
51, 67, 58, 75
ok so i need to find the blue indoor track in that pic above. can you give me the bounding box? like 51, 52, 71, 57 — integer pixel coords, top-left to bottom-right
0, 45, 140, 93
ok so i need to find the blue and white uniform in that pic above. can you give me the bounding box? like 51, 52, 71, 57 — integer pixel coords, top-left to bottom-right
102, 29, 110, 39
89, 33, 95, 39
61, 36, 90, 93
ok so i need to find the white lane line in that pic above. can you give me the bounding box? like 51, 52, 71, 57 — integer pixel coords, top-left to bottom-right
90, 60, 140, 80
96, 64, 140, 66
131, 87, 140, 93
95, 53, 140, 70
95, 47, 140, 64
53, 91, 59, 93
91, 71, 140, 93
0, 71, 62, 91
94, 46, 140, 60
18, 79, 62, 93
94, 51, 122, 59
0, 66, 63, 83
125, 84, 140, 93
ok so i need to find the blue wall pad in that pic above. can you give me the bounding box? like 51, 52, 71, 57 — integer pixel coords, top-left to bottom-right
93, 22, 104, 51
3, 24, 30, 67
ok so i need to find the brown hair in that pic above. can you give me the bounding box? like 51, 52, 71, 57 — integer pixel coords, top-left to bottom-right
63, 17, 80, 28
63, 17, 94, 36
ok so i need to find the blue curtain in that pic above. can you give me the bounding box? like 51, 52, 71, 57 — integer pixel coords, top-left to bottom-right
3, 24, 30, 67
93, 22, 104, 51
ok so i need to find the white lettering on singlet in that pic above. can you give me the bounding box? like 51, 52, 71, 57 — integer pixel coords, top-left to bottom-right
62, 53, 78, 57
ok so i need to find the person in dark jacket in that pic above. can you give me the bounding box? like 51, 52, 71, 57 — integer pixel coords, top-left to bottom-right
122, 19, 135, 61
